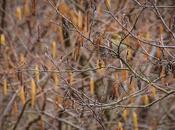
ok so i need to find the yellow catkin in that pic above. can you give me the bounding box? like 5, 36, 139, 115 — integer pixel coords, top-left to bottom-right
90, 77, 95, 95
122, 109, 128, 121
104, 0, 111, 10
51, 41, 57, 58
0, 34, 5, 45
35, 64, 40, 82
53, 73, 60, 86
133, 112, 139, 130
73, 46, 81, 60
78, 11, 82, 30
151, 87, 157, 98
31, 79, 36, 108
127, 48, 132, 60
143, 95, 149, 105
114, 71, 118, 81
117, 122, 123, 130
19, 86, 26, 105
24, 0, 30, 16
97, 4, 102, 16
16, 7, 22, 20
83, 15, 89, 36
3, 79, 8, 96
159, 24, 164, 36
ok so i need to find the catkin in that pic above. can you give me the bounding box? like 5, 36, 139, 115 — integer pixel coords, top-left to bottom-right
16, 7, 22, 20
31, 79, 36, 108
51, 41, 57, 58
19, 86, 26, 105
151, 87, 157, 98
143, 95, 149, 105
118, 121, 123, 130
133, 112, 139, 130
104, 0, 111, 10
122, 109, 128, 121
3, 79, 8, 96
0, 34, 5, 45
90, 77, 95, 95
35, 64, 40, 81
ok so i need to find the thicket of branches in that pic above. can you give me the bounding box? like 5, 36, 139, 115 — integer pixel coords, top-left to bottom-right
0, 0, 175, 130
